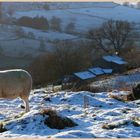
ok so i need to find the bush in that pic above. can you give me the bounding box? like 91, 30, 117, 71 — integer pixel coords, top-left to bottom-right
29, 41, 93, 86
40, 108, 77, 129
15, 26, 26, 38
16, 16, 49, 30
39, 38, 46, 51
43, 4, 50, 10
65, 22, 75, 34
0, 123, 7, 133
27, 32, 35, 39
121, 46, 140, 69
50, 16, 62, 31
132, 84, 140, 100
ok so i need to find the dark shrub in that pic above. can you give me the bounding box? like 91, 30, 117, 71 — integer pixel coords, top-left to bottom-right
16, 16, 49, 30
29, 41, 92, 86
40, 109, 77, 129
132, 84, 140, 99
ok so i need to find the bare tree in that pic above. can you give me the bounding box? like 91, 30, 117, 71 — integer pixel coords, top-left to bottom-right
88, 20, 134, 55
39, 38, 46, 51
50, 16, 62, 31
65, 22, 75, 34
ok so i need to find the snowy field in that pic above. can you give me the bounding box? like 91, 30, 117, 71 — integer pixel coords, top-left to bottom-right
3, 2, 118, 12
0, 25, 77, 57
0, 73, 140, 138
13, 3, 140, 32
91, 72, 140, 91
0, 24, 78, 68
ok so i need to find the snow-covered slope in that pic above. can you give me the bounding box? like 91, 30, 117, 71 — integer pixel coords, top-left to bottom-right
2, 2, 118, 12
12, 3, 140, 32
0, 25, 77, 57
0, 89, 140, 138
91, 72, 140, 91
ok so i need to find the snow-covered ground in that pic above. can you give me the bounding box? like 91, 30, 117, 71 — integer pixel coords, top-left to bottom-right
0, 25, 77, 56
22, 27, 78, 41
0, 72, 140, 138
13, 3, 140, 32
0, 24, 79, 68
2, 2, 118, 13
91, 72, 140, 91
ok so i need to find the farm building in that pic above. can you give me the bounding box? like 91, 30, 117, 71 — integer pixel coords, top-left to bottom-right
92, 55, 127, 73
72, 71, 96, 90
88, 67, 112, 75
53, 55, 127, 91
102, 55, 127, 73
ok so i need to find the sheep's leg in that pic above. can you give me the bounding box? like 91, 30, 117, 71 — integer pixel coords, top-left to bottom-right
23, 99, 30, 112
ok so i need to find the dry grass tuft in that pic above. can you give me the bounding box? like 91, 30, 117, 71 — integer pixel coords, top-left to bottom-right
102, 120, 129, 129
40, 108, 57, 117
0, 122, 7, 133
109, 91, 135, 102
40, 108, 77, 129
102, 119, 140, 130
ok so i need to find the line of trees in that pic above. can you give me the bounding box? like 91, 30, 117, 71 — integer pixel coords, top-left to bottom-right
16, 16, 49, 30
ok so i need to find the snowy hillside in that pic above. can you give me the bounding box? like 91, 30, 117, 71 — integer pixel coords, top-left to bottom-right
2, 2, 118, 12
12, 3, 140, 32
0, 2, 140, 69
1, 89, 140, 138
0, 24, 79, 68
0, 25, 77, 57
0, 72, 139, 138
91, 72, 140, 91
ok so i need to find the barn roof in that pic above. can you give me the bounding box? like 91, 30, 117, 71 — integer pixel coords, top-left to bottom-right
103, 55, 127, 65
74, 71, 96, 80
88, 67, 104, 75
102, 68, 113, 74
88, 67, 113, 75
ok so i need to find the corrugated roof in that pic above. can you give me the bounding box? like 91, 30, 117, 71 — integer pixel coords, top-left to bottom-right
103, 55, 127, 65
102, 68, 113, 74
88, 67, 104, 75
74, 71, 96, 80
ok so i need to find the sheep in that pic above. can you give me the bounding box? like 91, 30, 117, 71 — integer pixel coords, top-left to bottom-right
0, 69, 32, 112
